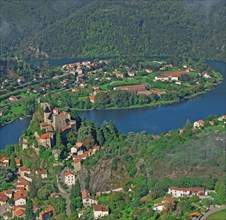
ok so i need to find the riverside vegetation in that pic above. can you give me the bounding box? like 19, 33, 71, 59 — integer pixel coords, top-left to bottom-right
0, 56, 222, 128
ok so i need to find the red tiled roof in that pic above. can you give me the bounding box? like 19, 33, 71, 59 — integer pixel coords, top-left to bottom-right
189, 212, 201, 218
89, 95, 95, 102
50, 192, 57, 197
15, 209, 25, 216
0, 192, 8, 202
18, 166, 30, 172
64, 171, 74, 176
39, 133, 51, 139
81, 189, 90, 199
36, 170, 47, 175
15, 159, 21, 165
14, 191, 27, 201
39, 122, 49, 127
93, 205, 109, 212
93, 146, 101, 150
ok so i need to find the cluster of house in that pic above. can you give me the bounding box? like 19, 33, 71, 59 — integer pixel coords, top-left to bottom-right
153, 186, 207, 219
77, 189, 109, 219
0, 156, 54, 220
63, 142, 102, 186
36, 103, 76, 149
193, 114, 226, 129
61, 60, 110, 76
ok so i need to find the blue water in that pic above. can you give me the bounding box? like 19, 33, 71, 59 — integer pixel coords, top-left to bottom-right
0, 60, 225, 149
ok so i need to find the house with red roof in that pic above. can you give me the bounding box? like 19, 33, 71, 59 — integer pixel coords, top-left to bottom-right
188, 212, 201, 220
0, 192, 8, 205
3, 190, 13, 199
9, 95, 18, 101
89, 95, 95, 103
64, 171, 75, 186
93, 205, 109, 219
193, 120, 205, 129
0, 156, 9, 166
18, 166, 31, 178
12, 206, 26, 219
35, 170, 48, 179
168, 186, 205, 198
14, 191, 27, 206
36, 132, 52, 149
15, 158, 21, 167
81, 189, 98, 207
154, 71, 190, 82
39, 206, 55, 220
153, 197, 176, 212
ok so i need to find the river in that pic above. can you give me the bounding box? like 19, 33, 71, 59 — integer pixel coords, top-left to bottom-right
0, 60, 225, 149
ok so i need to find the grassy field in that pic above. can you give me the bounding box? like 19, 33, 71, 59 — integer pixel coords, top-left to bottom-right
206, 209, 226, 220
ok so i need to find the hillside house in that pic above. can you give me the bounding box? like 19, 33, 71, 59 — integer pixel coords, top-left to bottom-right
168, 187, 206, 198
89, 95, 95, 103
64, 171, 75, 186
0, 192, 8, 205
93, 205, 109, 219
15, 158, 21, 167
18, 167, 31, 177
39, 206, 55, 220
12, 206, 26, 219
0, 109, 3, 117
3, 190, 13, 199
35, 170, 48, 179
193, 120, 205, 129
9, 96, 18, 101
16, 177, 30, 191
71, 146, 78, 154
81, 189, 98, 207
14, 191, 26, 206
36, 132, 53, 149
153, 197, 175, 212
73, 159, 82, 172
0, 157, 9, 166
188, 212, 201, 220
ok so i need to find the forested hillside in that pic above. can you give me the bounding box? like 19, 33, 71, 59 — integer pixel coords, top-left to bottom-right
0, 0, 225, 60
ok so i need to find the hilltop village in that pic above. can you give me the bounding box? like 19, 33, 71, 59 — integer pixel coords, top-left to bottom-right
0, 98, 225, 219
0, 57, 222, 127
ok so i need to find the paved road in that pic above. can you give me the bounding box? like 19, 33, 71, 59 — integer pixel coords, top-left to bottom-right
200, 205, 226, 220
56, 174, 71, 217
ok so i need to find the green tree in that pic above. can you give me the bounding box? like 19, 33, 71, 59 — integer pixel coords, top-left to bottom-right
26, 197, 35, 220
70, 180, 82, 212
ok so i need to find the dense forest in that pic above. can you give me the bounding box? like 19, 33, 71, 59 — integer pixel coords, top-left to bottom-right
0, 0, 225, 60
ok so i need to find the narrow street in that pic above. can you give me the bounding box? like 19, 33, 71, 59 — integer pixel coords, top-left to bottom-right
56, 174, 71, 217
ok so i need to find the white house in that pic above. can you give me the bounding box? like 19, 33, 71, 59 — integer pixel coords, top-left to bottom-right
71, 146, 78, 154
153, 197, 175, 212
14, 192, 26, 206
168, 187, 205, 198
81, 189, 98, 207
93, 205, 109, 219
64, 171, 75, 186
193, 120, 205, 129
35, 170, 48, 179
